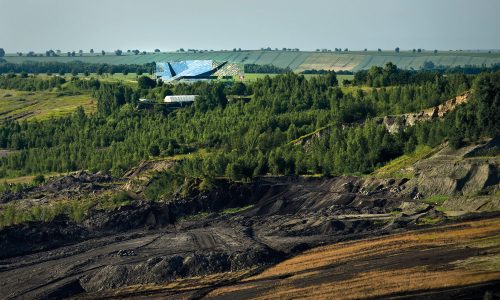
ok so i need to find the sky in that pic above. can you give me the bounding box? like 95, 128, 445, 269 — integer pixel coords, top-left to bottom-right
1, 0, 500, 53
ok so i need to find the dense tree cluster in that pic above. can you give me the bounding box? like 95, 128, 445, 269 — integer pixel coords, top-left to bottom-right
244, 64, 291, 74
0, 67, 497, 187
0, 74, 66, 91
354, 62, 472, 88
353, 62, 500, 87
137, 76, 157, 90
423, 63, 500, 74
447, 72, 500, 147
302, 70, 353, 75
0, 61, 154, 75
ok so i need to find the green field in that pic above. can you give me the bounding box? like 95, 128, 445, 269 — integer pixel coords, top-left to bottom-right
0, 89, 96, 122
4, 50, 500, 71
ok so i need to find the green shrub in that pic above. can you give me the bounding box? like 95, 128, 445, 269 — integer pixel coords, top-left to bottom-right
422, 194, 450, 206
198, 176, 215, 192
32, 174, 45, 185
144, 171, 186, 201
98, 191, 133, 210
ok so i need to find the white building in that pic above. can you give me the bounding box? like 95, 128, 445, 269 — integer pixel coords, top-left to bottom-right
164, 95, 197, 103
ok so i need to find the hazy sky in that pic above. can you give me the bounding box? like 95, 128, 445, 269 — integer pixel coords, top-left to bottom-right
1, 0, 499, 53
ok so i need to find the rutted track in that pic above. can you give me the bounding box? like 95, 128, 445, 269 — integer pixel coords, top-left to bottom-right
0, 175, 438, 299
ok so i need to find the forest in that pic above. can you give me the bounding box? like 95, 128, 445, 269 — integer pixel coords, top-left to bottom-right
353, 62, 500, 87
0, 64, 498, 197
243, 64, 291, 74
0, 61, 155, 76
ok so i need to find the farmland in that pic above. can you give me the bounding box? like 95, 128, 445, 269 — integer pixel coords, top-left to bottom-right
4, 50, 500, 72
0, 89, 95, 122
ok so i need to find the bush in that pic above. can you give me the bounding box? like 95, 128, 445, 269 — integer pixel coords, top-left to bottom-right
144, 171, 186, 201
149, 145, 160, 157
199, 176, 215, 192
448, 130, 464, 149
137, 76, 156, 89
32, 174, 45, 185
98, 191, 133, 210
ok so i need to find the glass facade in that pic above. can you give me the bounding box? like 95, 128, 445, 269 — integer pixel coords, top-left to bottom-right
156, 60, 243, 81
156, 60, 212, 80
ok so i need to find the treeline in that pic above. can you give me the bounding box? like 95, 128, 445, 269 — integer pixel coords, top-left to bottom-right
244, 64, 291, 74
353, 62, 500, 87
355, 62, 463, 87
249, 71, 469, 117
0, 61, 155, 75
301, 70, 353, 75
426, 63, 500, 75
0, 73, 67, 91
0, 69, 497, 186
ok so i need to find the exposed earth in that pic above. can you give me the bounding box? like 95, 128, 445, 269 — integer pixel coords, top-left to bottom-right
0, 139, 499, 299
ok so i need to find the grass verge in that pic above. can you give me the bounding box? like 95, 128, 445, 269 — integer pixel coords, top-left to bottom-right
422, 194, 450, 206
372, 145, 438, 178
0, 191, 134, 228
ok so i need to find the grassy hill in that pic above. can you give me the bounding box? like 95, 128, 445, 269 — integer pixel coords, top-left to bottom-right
0, 89, 95, 122
4, 50, 500, 72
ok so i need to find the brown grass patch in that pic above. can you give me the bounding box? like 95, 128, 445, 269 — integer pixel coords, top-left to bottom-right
248, 218, 500, 281
250, 268, 500, 300
207, 218, 500, 299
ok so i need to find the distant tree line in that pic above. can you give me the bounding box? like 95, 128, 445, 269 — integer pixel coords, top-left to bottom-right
260, 47, 300, 52
301, 70, 353, 75
0, 73, 67, 90
354, 62, 500, 88
0, 61, 155, 75
315, 48, 349, 52
422, 62, 500, 74
244, 64, 291, 74
301, 63, 500, 81
352, 62, 488, 87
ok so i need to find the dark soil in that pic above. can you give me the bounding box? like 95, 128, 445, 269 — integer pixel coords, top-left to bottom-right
0, 176, 491, 299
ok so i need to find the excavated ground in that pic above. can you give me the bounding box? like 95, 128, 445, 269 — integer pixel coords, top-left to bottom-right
201, 217, 500, 300
0, 139, 499, 299
1, 175, 444, 299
